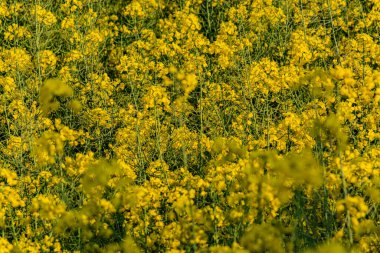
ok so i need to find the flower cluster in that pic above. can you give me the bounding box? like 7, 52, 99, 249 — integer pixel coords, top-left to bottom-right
1, 0, 380, 252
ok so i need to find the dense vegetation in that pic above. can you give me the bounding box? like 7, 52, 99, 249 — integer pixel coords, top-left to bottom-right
1, 0, 380, 252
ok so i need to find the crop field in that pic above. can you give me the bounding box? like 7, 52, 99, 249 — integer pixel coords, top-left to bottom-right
1, 0, 380, 252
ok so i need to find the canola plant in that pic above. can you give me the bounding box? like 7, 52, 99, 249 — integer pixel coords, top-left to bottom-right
1, 0, 380, 252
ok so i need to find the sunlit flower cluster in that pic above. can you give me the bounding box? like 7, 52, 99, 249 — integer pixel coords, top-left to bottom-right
1, 0, 380, 252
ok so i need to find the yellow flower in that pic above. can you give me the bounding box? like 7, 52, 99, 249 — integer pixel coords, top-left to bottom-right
32, 5, 57, 26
